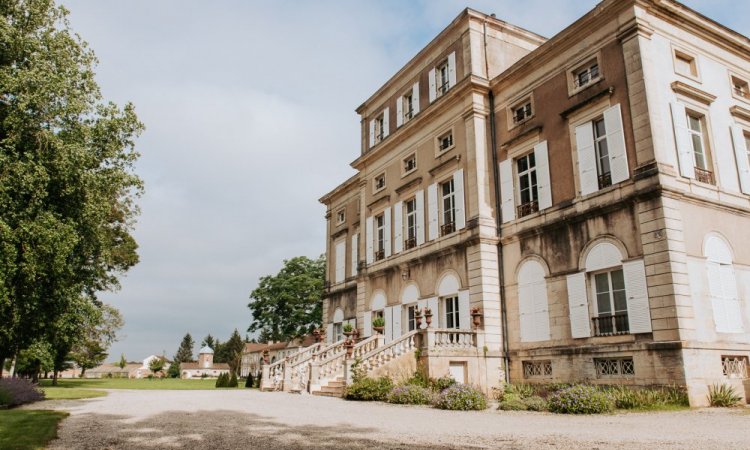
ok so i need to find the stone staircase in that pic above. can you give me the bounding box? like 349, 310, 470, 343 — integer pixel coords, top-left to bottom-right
312, 376, 345, 397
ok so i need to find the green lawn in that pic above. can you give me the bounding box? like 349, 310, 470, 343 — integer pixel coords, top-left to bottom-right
0, 410, 68, 450
42, 387, 107, 400
40, 377, 243, 390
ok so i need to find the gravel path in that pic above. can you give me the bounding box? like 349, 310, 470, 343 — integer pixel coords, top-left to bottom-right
30, 389, 750, 449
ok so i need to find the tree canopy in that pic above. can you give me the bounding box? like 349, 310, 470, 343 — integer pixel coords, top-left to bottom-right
173, 333, 194, 364
0, 0, 143, 364
247, 255, 324, 342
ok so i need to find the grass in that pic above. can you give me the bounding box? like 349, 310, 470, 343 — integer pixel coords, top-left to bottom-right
42, 387, 108, 400
0, 409, 69, 450
39, 377, 242, 390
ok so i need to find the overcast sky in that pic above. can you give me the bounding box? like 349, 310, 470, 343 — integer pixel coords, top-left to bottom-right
60, 0, 749, 361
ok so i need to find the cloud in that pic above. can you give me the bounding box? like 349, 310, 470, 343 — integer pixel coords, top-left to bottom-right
59, 0, 743, 359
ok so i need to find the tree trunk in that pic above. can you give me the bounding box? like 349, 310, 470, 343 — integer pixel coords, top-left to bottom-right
52, 371, 59, 386
0, 357, 4, 378
80, 367, 86, 378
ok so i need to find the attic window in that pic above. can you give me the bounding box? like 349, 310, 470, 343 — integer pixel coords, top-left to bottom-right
336, 209, 345, 225
674, 50, 698, 79
732, 75, 749, 101
373, 173, 386, 192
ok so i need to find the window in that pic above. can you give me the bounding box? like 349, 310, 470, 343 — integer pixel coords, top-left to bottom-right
594, 357, 635, 377
374, 173, 386, 192
336, 209, 345, 225
375, 214, 385, 261
440, 179, 455, 236
591, 269, 629, 336
444, 296, 460, 329
437, 59, 450, 97
732, 76, 750, 100
593, 118, 612, 189
406, 304, 419, 332
437, 131, 454, 152
686, 112, 714, 184
674, 50, 698, 78
523, 360, 552, 378
722, 356, 748, 379
333, 323, 343, 342
513, 101, 532, 124
404, 198, 417, 250
575, 62, 600, 88
403, 154, 417, 174
516, 153, 538, 217
402, 92, 414, 122
374, 114, 385, 144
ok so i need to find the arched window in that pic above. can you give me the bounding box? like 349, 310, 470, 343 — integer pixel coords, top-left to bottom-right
401, 283, 421, 332
364, 291, 387, 339
517, 260, 551, 342
436, 272, 469, 330
705, 235, 743, 333
566, 240, 651, 338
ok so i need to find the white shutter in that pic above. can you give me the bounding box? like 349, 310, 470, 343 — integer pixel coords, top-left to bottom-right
707, 262, 729, 332
518, 282, 534, 342
351, 233, 358, 277
428, 68, 437, 103
731, 125, 750, 194
453, 169, 466, 230
670, 102, 695, 179
532, 280, 551, 341
365, 216, 374, 264
391, 306, 402, 339
393, 201, 403, 254
720, 265, 743, 332
383, 206, 391, 258
382, 107, 390, 138
534, 141, 552, 210
415, 190, 425, 245
458, 290, 470, 330
566, 272, 591, 338
326, 324, 333, 344
363, 311, 373, 338
427, 183, 438, 240
384, 307, 393, 343
427, 297, 439, 327
396, 96, 403, 128
412, 82, 420, 115
604, 104, 630, 185
575, 122, 598, 196
369, 120, 375, 148
447, 51, 457, 88
334, 241, 346, 284
499, 159, 515, 223
623, 259, 652, 334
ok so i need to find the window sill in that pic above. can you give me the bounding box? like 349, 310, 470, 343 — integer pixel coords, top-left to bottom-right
568, 77, 604, 97
401, 168, 417, 179
509, 115, 535, 131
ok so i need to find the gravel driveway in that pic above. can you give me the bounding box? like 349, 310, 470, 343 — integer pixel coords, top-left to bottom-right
34, 389, 750, 449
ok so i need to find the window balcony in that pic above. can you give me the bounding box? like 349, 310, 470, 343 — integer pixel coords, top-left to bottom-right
517, 200, 539, 218
440, 222, 455, 237
591, 313, 629, 336
437, 82, 450, 96
404, 237, 417, 250
598, 172, 612, 190
694, 166, 715, 185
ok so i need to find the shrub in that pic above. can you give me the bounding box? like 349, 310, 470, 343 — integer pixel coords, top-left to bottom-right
497, 394, 528, 411
387, 384, 434, 405
523, 395, 548, 412
344, 377, 393, 401
228, 373, 238, 388
371, 317, 385, 328
434, 384, 488, 411
215, 373, 228, 388
404, 371, 430, 389
708, 383, 743, 407
605, 385, 689, 410
548, 385, 614, 414
245, 374, 254, 388
0, 378, 45, 407
502, 383, 536, 399
430, 375, 457, 392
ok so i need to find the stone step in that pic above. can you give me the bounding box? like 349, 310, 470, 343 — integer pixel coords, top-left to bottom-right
320, 385, 344, 394
326, 381, 345, 388
312, 389, 344, 398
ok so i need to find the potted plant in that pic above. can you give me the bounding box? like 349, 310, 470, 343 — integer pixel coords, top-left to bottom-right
343, 322, 354, 337
372, 316, 386, 334
414, 308, 423, 329
424, 307, 433, 327
471, 307, 483, 329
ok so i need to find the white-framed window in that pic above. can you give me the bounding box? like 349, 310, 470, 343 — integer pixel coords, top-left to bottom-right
591, 268, 629, 336
375, 213, 385, 261
437, 59, 450, 97
594, 357, 635, 378
374, 115, 385, 143
674, 49, 699, 79
333, 323, 343, 342
336, 209, 346, 225
403, 153, 417, 175
440, 178, 455, 236
402, 92, 414, 122
593, 117, 612, 189
512, 101, 532, 125
437, 130, 454, 153
404, 197, 417, 250
444, 296, 460, 329
575, 61, 600, 89
373, 173, 386, 192
516, 152, 538, 218
731, 75, 750, 101
686, 112, 714, 184
406, 304, 419, 332
368, 108, 390, 148
429, 52, 456, 103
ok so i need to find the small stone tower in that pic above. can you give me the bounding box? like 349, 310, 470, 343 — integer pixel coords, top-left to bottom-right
198, 346, 214, 368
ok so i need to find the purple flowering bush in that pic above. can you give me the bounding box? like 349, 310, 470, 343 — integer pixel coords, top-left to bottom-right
547, 384, 614, 414
0, 378, 45, 407
386, 384, 434, 405
434, 384, 488, 411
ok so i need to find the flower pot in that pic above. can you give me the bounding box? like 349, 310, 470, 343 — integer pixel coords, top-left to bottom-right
425, 313, 433, 327
373, 326, 385, 334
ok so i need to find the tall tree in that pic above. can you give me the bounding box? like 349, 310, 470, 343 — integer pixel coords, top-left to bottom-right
216, 329, 244, 376
117, 353, 127, 369
201, 334, 215, 350
69, 303, 123, 377
0, 0, 144, 365
173, 333, 195, 363
247, 256, 324, 342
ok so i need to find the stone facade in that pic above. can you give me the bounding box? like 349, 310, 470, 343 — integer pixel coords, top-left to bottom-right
320, 0, 750, 406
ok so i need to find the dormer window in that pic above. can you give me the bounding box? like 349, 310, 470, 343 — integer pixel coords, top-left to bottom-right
575, 62, 600, 88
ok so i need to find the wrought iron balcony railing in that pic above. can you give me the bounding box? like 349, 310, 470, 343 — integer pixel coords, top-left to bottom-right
591, 313, 630, 336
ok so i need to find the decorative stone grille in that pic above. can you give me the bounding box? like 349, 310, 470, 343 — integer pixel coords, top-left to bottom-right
523, 360, 552, 378
722, 356, 749, 379
594, 357, 635, 377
